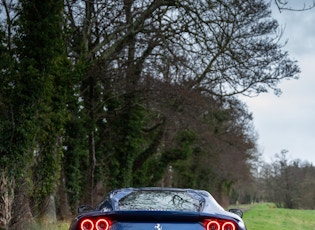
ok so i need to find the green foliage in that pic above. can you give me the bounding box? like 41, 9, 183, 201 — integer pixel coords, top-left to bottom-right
111, 101, 146, 187
173, 146, 217, 191
63, 118, 89, 208
0, 29, 14, 170
17, 0, 65, 70
130, 128, 197, 187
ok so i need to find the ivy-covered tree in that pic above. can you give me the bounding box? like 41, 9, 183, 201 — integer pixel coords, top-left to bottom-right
0, 3, 18, 227
0, 0, 69, 228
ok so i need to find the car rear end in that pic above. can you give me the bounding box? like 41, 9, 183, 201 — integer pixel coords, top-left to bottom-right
72, 210, 244, 230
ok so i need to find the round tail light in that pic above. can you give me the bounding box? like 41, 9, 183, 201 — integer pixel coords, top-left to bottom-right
206, 220, 220, 230
80, 219, 94, 230
96, 218, 110, 230
222, 222, 236, 230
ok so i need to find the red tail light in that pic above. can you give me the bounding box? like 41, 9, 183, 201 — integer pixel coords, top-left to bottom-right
80, 218, 110, 230
205, 218, 236, 230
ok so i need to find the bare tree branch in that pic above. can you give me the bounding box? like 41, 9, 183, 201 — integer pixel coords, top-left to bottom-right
275, 0, 315, 12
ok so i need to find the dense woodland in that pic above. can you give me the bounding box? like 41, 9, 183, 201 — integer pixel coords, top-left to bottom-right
0, 0, 314, 229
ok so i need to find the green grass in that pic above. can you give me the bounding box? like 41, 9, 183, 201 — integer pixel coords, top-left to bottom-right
239, 203, 315, 230
40, 203, 315, 230
29, 221, 69, 230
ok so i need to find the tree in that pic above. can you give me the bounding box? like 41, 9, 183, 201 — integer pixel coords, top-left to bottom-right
58, 0, 301, 209
0, 2, 17, 228
258, 150, 315, 209
0, 0, 69, 228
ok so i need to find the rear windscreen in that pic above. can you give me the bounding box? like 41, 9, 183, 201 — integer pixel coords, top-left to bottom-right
118, 190, 202, 212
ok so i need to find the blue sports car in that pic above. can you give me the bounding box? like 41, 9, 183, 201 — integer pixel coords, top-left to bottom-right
69, 187, 246, 230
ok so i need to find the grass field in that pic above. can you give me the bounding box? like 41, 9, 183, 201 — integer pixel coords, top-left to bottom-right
39, 203, 315, 229
239, 203, 315, 230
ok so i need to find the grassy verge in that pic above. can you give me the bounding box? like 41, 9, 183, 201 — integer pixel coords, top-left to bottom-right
234, 203, 315, 229
30, 221, 70, 230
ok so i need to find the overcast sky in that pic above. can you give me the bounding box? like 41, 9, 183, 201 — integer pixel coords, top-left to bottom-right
242, 1, 315, 164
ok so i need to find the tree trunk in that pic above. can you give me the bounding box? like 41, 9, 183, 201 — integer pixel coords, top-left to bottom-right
0, 172, 14, 230
57, 168, 72, 220
40, 195, 57, 224
10, 179, 34, 230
